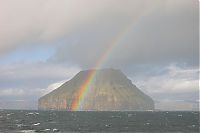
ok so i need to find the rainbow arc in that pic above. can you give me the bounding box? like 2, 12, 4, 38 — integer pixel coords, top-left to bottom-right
70, 23, 134, 111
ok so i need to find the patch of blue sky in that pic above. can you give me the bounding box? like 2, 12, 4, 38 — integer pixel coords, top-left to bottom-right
0, 44, 56, 64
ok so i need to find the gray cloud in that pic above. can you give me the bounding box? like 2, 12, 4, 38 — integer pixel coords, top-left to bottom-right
0, 0, 197, 67
0, 0, 159, 55
132, 64, 199, 110
0, 61, 80, 109
0, 62, 80, 88
0, 80, 67, 109
52, 0, 198, 69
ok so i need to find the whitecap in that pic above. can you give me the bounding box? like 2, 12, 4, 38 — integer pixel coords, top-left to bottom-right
19, 130, 36, 133
192, 125, 196, 127
34, 112, 39, 115
25, 113, 34, 116
105, 124, 111, 127
178, 114, 182, 117
53, 128, 59, 132
144, 122, 150, 125
39, 129, 50, 132
32, 123, 40, 126
188, 125, 196, 128
111, 115, 121, 118
7, 113, 14, 116
16, 123, 24, 128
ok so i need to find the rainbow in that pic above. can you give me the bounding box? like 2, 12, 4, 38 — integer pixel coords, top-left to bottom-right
70, 23, 134, 111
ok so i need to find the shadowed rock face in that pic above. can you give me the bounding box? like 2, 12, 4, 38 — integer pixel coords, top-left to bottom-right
38, 69, 154, 111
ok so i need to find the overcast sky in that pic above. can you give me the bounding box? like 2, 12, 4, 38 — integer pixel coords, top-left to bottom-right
0, 0, 199, 110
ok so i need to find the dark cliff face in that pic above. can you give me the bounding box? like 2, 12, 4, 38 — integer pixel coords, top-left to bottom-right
38, 69, 154, 111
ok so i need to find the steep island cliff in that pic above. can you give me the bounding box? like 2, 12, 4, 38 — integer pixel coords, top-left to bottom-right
38, 69, 154, 111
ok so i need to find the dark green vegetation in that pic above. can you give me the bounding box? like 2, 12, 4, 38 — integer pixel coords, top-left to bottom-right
38, 69, 154, 111
0, 110, 199, 132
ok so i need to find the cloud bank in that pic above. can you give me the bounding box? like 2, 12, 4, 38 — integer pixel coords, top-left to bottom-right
53, 0, 198, 69
133, 64, 199, 110
0, 0, 159, 55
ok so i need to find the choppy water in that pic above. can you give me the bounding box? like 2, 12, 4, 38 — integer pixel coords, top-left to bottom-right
0, 110, 199, 133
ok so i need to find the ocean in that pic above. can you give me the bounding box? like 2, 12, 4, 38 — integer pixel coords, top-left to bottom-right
0, 110, 199, 133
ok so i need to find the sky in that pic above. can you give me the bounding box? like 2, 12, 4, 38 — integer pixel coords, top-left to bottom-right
0, 0, 199, 110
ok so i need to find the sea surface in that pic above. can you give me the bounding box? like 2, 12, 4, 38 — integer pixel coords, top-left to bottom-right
0, 110, 199, 133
